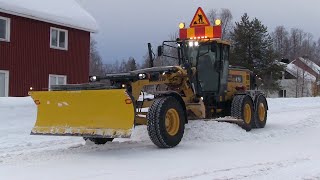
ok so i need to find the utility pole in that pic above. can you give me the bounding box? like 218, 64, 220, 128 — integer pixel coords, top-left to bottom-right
296, 68, 299, 98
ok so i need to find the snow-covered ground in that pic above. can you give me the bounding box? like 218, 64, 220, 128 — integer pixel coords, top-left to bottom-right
1, 97, 320, 180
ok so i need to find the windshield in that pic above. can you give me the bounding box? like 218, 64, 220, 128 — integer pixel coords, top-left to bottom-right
183, 41, 217, 67
185, 46, 198, 66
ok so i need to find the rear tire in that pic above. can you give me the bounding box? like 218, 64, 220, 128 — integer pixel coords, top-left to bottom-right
83, 137, 114, 145
231, 95, 254, 131
147, 96, 185, 148
253, 95, 268, 128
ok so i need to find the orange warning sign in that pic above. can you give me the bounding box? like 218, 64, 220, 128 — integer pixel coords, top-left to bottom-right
190, 7, 211, 27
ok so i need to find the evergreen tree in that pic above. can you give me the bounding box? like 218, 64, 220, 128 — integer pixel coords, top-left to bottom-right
230, 13, 283, 94
126, 57, 137, 71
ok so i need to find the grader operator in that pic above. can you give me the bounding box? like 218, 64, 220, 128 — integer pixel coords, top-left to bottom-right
29, 7, 268, 148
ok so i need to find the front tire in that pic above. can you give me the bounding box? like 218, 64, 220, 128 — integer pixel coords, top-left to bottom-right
147, 96, 185, 148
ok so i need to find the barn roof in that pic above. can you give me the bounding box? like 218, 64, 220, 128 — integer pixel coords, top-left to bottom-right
0, 0, 98, 33
297, 57, 320, 74
286, 63, 316, 81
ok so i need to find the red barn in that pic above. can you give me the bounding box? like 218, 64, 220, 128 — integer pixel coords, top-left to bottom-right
0, 0, 98, 97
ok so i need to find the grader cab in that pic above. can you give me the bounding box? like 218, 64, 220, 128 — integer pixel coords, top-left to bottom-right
29, 7, 268, 148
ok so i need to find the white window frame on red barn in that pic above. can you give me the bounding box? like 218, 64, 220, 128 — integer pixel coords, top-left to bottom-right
0, 70, 9, 97
48, 74, 67, 91
0, 16, 11, 42
50, 27, 68, 50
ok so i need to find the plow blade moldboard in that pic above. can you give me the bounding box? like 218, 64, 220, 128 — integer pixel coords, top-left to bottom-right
30, 89, 135, 138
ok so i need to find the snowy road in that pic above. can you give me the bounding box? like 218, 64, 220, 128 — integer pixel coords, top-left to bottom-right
1, 97, 320, 180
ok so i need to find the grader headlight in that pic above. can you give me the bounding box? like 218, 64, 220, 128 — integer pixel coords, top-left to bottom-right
138, 73, 147, 80
90, 76, 97, 82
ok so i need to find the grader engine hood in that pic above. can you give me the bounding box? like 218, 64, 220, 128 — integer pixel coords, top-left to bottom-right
30, 89, 135, 138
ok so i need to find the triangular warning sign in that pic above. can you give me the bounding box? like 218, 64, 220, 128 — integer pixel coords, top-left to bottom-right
189, 7, 211, 27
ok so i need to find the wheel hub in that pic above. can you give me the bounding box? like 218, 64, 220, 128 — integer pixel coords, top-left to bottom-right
258, 103, 266, 122
165, 108, 180, 136
244, 104, 252, 124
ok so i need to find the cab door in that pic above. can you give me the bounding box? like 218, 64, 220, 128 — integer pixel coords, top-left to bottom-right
196, 43, 220, 95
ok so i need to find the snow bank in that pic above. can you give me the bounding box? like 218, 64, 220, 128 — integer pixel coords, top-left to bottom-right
0, 0, 98, 32
0, 96, 34, 108
0, 97, 82, 157
1, 97, 320, 179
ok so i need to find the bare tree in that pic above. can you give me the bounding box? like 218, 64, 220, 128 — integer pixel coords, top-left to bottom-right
272, 26, 289, 58
291, 28, 306, 60
146, 32, 180, 67
208, 9, 218, 25
301, 33, 315, 59
89, 38, 105, 76
207, 8, 233, 39
272, 26, 320, 66
162, 32, 180, 65
290, 28, 300, 60
105, 60, 119, 74
314, 38, 320, 63
220, 8, 233, 39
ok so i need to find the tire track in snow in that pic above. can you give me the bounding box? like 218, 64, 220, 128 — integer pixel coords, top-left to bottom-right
0, 140, 157, 164
168, 158, 310, 180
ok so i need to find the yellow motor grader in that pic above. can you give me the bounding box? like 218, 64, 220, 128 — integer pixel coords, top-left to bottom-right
29, 7, 268, 148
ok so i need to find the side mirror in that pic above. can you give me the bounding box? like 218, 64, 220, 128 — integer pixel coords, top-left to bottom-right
157, 46, 164, 57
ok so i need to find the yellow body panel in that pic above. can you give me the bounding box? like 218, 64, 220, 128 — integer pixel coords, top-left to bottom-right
226, 69, 251, 100
30, 89, 135, 138
205, 26, 214, 38
187, 28, 195, 38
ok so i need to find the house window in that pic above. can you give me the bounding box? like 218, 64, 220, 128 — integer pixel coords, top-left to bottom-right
0, 70, 9, 97
0, 16, 10, 42
49, 74, 67, 90
50, 27, 68, 50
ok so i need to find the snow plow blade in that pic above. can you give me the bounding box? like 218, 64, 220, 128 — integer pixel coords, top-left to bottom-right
30, 89, 135, 138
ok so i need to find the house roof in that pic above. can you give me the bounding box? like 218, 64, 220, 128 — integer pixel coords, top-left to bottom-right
286, 63, 316, 81
0, 0, 98, 33
297, 57, 320, 74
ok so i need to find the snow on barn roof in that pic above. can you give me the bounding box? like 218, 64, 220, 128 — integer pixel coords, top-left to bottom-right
0, 0, 98, 32
286, 62, 316, 81
298, 57, 320, 73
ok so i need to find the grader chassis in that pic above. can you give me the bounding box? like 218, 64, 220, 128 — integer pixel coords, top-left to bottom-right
29, 7, 268, 148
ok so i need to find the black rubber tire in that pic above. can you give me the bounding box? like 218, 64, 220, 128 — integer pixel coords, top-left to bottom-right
253, 95, 268, 128
147, 96, 185, 148
231, 95, 254, 131
83, 137, 114, 145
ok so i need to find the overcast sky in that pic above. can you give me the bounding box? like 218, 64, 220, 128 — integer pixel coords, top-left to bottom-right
78, 0, 320, 64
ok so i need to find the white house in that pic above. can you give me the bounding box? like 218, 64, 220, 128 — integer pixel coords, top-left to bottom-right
269, 57, 320, 98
